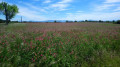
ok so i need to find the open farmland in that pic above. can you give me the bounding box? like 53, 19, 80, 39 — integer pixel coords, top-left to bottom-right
0, 23, 120, 67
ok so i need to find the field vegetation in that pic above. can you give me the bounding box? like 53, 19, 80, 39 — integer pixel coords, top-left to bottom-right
0, 23, 120, 67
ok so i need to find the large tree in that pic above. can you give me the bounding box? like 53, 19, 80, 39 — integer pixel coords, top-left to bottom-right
0, 2, 18, 25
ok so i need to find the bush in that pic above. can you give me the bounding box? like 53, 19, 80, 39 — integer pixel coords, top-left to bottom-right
106, 21, 110, 23
54, 20, 57, 23
85, 20, 88, 22
66, 20, 68, 23
117, 20, 120, 24
99, 20, 103, 22
0, 19, 5, 23
74, 20, 77, 22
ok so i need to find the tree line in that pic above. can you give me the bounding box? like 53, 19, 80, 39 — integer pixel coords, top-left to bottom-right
54, 20, 120, 24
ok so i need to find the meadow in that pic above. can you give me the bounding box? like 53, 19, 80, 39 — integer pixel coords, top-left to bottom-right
0, 23, 120, 67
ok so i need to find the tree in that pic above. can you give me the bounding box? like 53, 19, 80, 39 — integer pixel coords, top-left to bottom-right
74, 20, 77, 22
85, 20, 88, 22
99, 20, 103, 22
117, 20, 120, 24
0, 2, 18, 25
0, 19, 5, 23
106, 21, 110, 23
54, 20, 57, 23
112, 20, 115, 23
66, 20, 68, 23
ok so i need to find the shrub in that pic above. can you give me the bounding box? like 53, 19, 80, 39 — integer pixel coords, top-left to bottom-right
0, 19, 5, 23
54, 20, 57, 23
117, 20, 120, 24
106, 21, 110, 23
85, 20, 88, 22
99, 20, 103, 22
74, 20, 77, 22
66, 20, 68, 23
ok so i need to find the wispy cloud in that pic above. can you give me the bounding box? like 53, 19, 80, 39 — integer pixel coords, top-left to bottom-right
76, 11, 83, 13
17, 6, 47, 21
58, 0, 72, 3
95, 4, 115, 11
104, 0, 120, 3
48, 0, 73, 11
66, 13, 72, 15
93, 0, 120, 12
19, 2, 47, 13
43, 0, 51, 3
114, 7, 120, 11
50, 3, 69, 11
64, 12, 120, 20
33, 0, 40, 1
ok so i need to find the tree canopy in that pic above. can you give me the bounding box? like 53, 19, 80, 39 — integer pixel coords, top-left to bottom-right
0, 2, 18, 25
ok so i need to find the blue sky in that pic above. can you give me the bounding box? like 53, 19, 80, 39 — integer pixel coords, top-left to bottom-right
0, 0, 120, 21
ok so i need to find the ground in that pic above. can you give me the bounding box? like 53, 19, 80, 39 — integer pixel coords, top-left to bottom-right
0, 23, 120, 67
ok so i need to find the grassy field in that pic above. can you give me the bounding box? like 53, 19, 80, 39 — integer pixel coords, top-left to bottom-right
0, 23, 120, 67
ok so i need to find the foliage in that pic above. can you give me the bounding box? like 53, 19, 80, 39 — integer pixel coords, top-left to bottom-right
85, 20, 88, 22
0, 23, 120, 67
54, 20, 57, 23
0, 19, 6, 23
66, 20, 68, 23
74, 20, 77, 22
99, 20, 103, 22
117, 20, 120, 24
0, 2, 18, 25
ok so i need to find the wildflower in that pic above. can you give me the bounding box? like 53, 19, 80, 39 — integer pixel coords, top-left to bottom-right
43, 33, 46, 37
70, 50, 74, 55
30, 41, 33, 45
12, 35, 15, 38
41, 54, 43, 56
30, 45, 33, 49
35, 53, 37, 56
2, 43, 4, 45
18, 46, 19, 48
53, 53, 56, 58
32, 58, 35, 62
35, 37, 43, 41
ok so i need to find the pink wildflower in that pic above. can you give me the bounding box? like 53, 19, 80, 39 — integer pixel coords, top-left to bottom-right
41, 54, 43, 56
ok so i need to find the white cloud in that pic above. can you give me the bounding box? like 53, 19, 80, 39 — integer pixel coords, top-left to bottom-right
17, 6, 47, 21
58, 0, 72, 3
95, 4, 115, 11
34, 0, 40, 1
114, 7, 120, 11
48, 0, 73, 11
43, 0, 51, 3
93, 0, 120, 12
19, 2, 47, 13
66, 13, 72, 15
51, 3, 68, 8
104, 0, 120, 3
50, 3, 69, 11
64, 12, 120, 20
77, 11, 83, 13
64, 0, 120, 21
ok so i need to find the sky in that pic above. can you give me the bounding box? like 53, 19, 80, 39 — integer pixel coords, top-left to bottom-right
0, 0, 120, 21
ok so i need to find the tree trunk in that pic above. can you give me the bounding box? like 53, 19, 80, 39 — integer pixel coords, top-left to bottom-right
4, 3, 9, 25
5, 15, 9, 25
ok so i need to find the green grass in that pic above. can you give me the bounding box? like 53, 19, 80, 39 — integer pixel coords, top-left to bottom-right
0, 23, 120, 67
